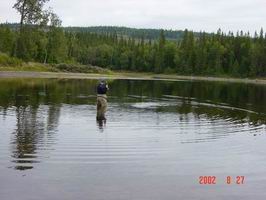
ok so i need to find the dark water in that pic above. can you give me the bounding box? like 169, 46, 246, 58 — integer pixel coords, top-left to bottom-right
0, 78, 266, 200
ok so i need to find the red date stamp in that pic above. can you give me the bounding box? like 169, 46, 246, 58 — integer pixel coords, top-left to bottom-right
227, 176, 245, 184
199, 176, 245, 185
199, 176, 216, 184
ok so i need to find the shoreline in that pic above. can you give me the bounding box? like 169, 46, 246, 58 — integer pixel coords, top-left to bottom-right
0, 71, 266, 85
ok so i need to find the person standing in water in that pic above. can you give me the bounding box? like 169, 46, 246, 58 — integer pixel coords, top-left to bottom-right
96, 79, 109, 121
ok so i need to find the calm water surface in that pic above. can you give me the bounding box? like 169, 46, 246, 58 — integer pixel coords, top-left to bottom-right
0, 78, 266, 200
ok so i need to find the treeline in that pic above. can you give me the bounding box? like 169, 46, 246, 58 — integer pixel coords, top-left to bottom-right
0, 24, 67, 64
64, 26, 185, 40
1, 23, 266, 77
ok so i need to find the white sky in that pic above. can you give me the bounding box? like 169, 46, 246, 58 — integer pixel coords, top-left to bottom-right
0, 0, 265, 33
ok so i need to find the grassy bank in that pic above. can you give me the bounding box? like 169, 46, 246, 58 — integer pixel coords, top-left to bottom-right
0, 63, 112, 74
1, 53, 266, 84
0, 53, 112, 74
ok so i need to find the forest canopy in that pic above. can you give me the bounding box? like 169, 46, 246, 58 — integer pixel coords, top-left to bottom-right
0, 0, 265, 77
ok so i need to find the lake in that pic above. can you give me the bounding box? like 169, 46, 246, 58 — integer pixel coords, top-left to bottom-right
0, 78, 266, 200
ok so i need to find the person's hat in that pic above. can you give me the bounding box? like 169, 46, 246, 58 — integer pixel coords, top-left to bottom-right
99, 78, 106, 84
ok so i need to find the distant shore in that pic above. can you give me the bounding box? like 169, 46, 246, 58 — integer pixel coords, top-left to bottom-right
0, 71, 266, 85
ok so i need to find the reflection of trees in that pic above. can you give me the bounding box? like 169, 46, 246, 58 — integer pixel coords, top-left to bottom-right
7, 79, 63, 171
2, 78, 104, 170
47, 104, 61, 132
1, 78, 266, 113
110, 80, 266, 125
1, 78, 266, 169
13, 105, 41, 170
12, 103, 61, 170
163, 100, 266, 126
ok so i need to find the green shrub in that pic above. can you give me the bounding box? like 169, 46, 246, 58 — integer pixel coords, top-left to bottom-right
0, 53, 23, 66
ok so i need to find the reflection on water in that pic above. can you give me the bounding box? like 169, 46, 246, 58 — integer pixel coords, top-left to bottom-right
10, 104, 60, 170
97, 118, 107, 132
0, 78, 266, 199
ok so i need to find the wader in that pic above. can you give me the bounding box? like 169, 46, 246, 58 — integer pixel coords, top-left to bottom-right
96, 94, 107, 120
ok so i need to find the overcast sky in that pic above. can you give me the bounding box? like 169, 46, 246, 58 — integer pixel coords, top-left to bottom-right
0, 0, 265, 33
